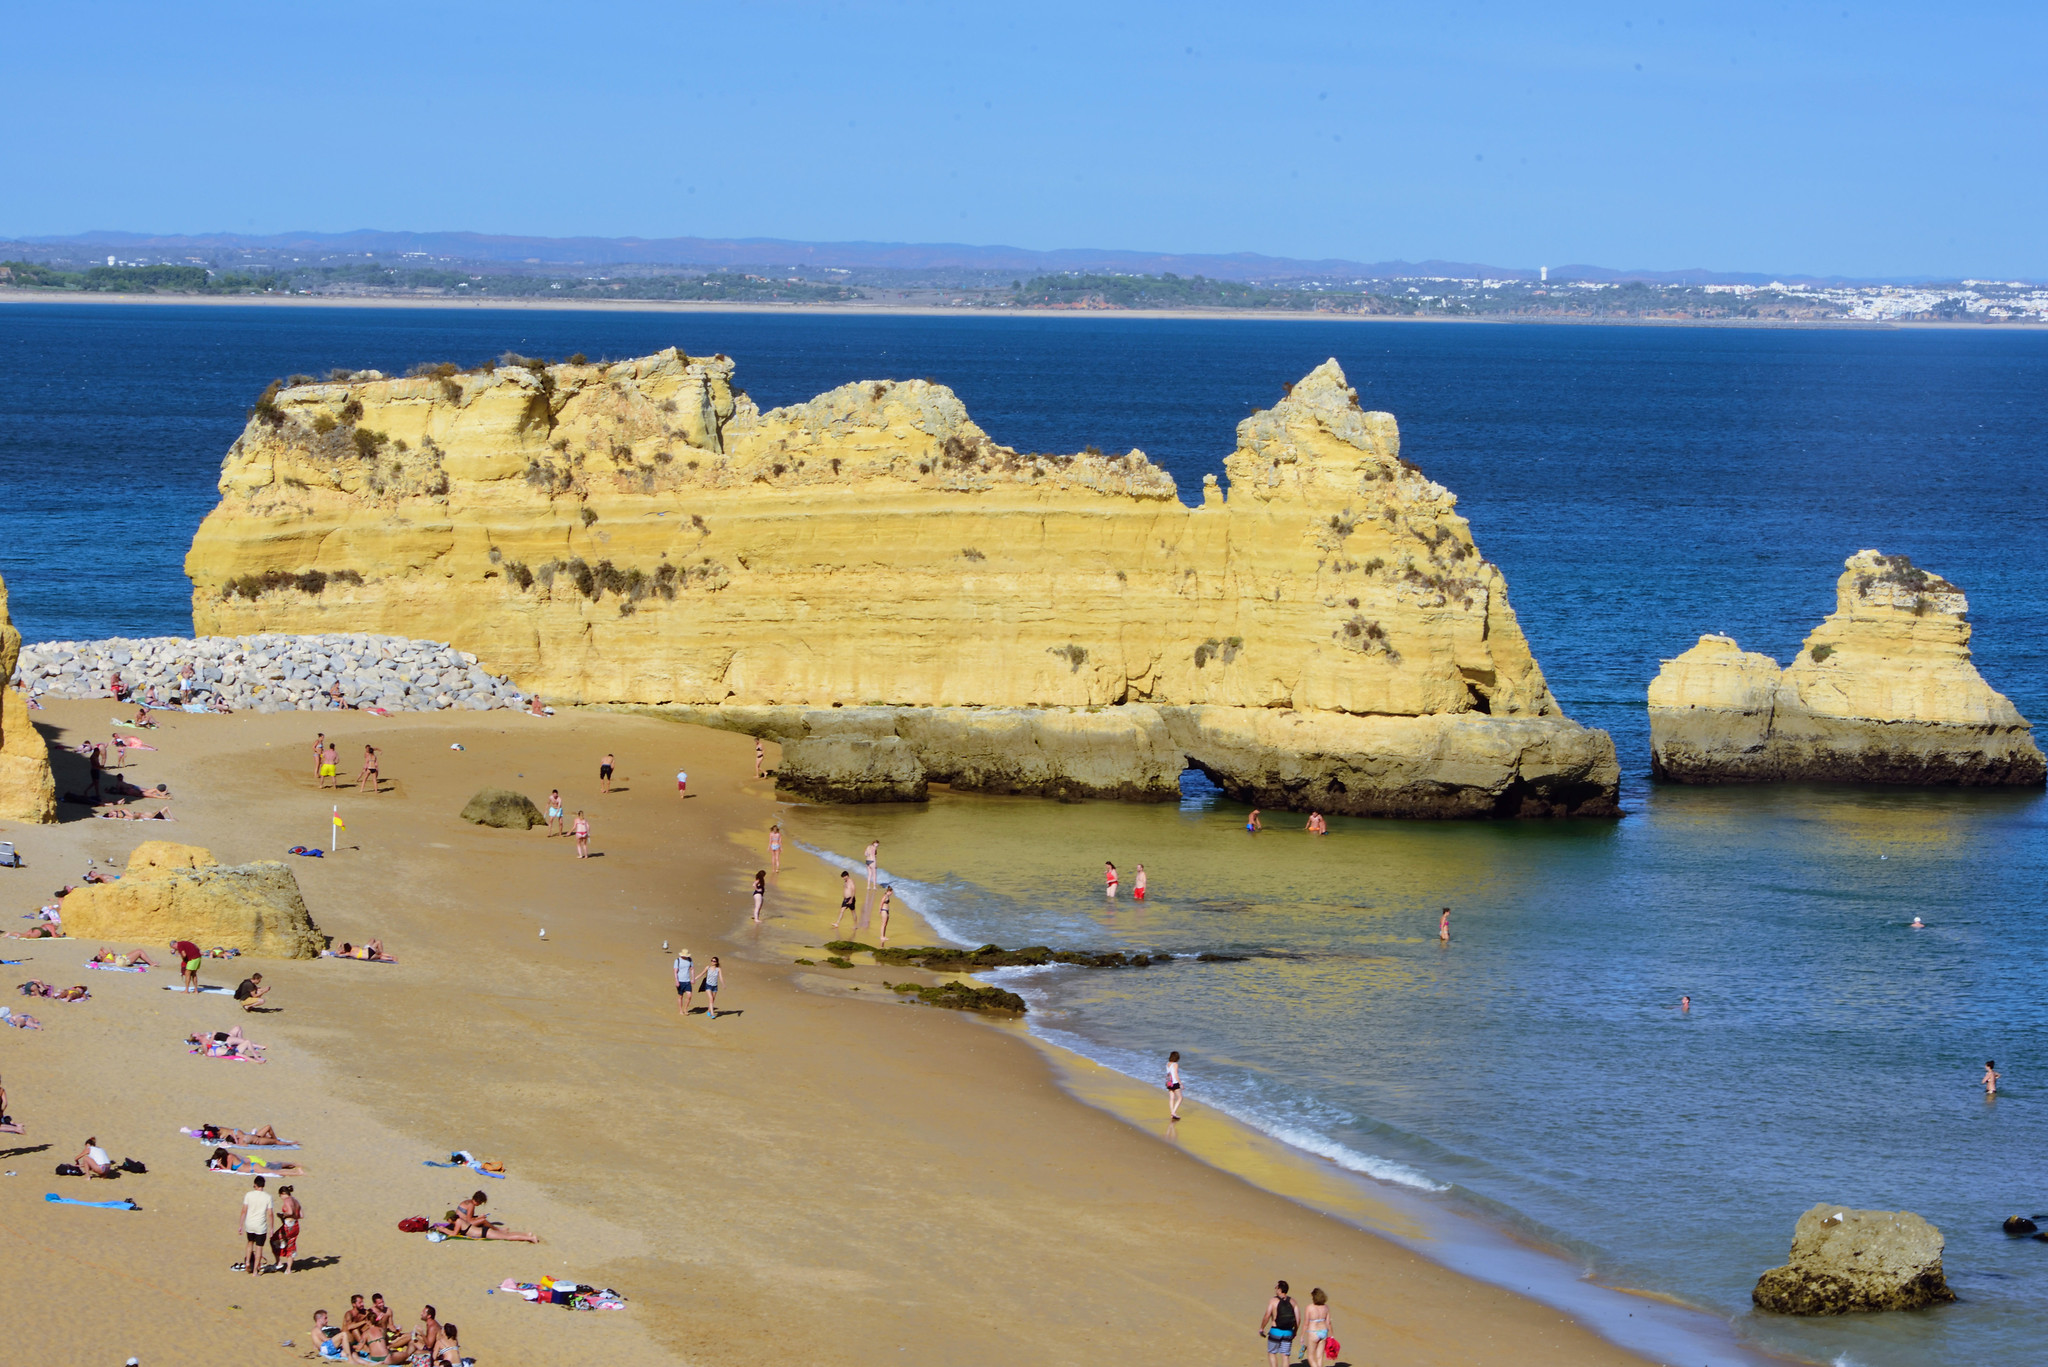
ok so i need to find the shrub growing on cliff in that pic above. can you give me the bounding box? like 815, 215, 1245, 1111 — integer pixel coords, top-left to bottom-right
1810, 643, 1836, 663
221, 568, 363, 600
580, 507, 599, 527
1049, 643, 1089, 673
250, 380, 286, 427
351, 427, 388, 458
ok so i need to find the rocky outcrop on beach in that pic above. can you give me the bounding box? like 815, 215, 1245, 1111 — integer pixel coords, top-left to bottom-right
183, 350, 1618, 817
61, 842, 325, 958
1752, 1205, 1955, 1315
459, 788, 545, 829
12, 634, 532, 713
0, 573, 57, 823
1650, 552, 2044, 786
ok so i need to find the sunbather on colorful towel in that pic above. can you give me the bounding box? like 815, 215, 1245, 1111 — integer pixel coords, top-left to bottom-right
207, 1146, 305, 1175
90, 948, 154, 968
187, 1027, 266, 1060
193, 1123, 293, 1146
322, 939, 396, 963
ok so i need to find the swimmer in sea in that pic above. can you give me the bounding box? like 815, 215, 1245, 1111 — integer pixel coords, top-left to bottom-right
1985, 1060, 2001, 1096
1133, 864, 1146, 901
1679, 995, 1690, 1013
1105, 861, 1118, 899
1439, 907, 1451, 943
1910, 916, 1925, 928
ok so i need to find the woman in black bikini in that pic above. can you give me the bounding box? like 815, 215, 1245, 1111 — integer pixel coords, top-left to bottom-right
752, 870, 766, 922
357, 745, 379, 794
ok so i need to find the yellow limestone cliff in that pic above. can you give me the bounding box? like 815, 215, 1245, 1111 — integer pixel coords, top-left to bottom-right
1648, 551, 2044, 786
0, 572, 57, 823
187, 351, 1618, 816
60, 841, 325, 958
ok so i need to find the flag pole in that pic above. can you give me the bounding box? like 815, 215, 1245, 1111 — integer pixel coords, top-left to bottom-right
330, 804, 339, 855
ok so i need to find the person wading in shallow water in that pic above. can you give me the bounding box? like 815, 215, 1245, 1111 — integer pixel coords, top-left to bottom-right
1165, 1050, 1183, 1121
1439, 907, 1451, 943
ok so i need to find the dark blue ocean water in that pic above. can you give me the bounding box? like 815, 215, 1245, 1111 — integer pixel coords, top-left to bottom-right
4, 304, 2045, 1364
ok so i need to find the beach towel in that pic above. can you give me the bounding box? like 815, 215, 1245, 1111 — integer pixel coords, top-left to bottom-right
181, 1128, 300, 1149
45, 1193, 139, 1210
0, 958, 27, 965
163, 984, 235, 995
287, 846, 324, 857
206, 1159, 300, 1173
188, 1047, 265, 1061
421, 1159, 507, 1178
87, 961, 149, 973
115, 737, 158, 749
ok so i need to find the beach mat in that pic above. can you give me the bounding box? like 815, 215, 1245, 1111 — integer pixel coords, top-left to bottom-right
87, 961, 149, 973
181, 1128, 299, 1149
45, 1193, 139, 1210
422, 1159, 507, 1178
162, 984, 234, 995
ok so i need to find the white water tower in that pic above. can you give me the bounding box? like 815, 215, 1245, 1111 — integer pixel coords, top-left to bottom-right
1540, 266, 1548, 283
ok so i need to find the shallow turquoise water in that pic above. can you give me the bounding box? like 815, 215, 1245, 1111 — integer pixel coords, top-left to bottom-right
795, 776, 2048, 1367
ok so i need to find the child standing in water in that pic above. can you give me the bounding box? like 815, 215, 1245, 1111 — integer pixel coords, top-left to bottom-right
768, 823, 781, 872
1133, 865, 1146, 901
1165, 1050, 1182, 1121
1439, 907, 1451, 943
1985, 1060, 2001, 1095
1104, 861, 1118, 898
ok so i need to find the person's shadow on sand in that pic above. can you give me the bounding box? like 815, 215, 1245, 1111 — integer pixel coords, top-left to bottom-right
0, 1143, 51, 1160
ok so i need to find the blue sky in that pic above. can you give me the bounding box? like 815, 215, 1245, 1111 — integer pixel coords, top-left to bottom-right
5, 1, 2041, 278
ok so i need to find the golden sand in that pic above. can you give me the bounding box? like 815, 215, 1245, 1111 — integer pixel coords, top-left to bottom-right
0, 699, 1649, 1364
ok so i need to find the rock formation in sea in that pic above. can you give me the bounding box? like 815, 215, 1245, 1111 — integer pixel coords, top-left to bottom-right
1649, 551, 2044, 786
0, 573, 57, 823
1752, 1204, 1955, 1315
185, 351, 1619, 817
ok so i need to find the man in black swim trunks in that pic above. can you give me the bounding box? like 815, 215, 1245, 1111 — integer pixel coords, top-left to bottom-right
835, 869, 858, 929
599, 753, 614, 795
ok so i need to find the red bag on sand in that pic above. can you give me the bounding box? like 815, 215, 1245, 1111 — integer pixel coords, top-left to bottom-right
1325, 1338, 1340, 1361
398, 1216, 430, 1233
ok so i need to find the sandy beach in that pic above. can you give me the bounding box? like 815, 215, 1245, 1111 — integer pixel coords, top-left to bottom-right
0, 698, 1658, 1365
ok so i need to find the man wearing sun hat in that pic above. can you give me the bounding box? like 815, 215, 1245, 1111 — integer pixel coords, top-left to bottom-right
674, 947, 694, 1016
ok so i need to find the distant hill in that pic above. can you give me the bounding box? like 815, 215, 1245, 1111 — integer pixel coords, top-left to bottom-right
1, 228, 1908, 287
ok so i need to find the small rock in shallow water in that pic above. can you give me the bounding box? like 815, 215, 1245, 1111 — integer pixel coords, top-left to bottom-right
2004, 1215, 2038, 1236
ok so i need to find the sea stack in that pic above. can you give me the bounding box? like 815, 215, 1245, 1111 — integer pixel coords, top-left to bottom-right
185, 351, 1619, 817
0, 572, 57, 823
1649, 551, 2044, 786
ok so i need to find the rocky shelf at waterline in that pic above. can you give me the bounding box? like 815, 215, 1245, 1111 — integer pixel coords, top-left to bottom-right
11, 634, 533, 714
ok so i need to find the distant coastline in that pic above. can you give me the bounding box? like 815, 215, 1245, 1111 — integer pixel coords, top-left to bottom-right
3, 287, 2017, 328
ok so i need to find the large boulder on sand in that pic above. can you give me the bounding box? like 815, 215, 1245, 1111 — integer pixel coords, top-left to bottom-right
0, 573, 56, 824
459, 787, 544, 829
61, 845, 323, 958
1752, 1205, 1956, 1314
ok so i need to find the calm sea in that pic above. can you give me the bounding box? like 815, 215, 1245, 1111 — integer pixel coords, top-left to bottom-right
4, 303, 2045, 1364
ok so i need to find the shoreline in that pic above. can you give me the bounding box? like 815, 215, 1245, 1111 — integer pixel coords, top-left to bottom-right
789, 833, 1801, 1367
5, 287, 2041, 330
3, 697, 1667, 1365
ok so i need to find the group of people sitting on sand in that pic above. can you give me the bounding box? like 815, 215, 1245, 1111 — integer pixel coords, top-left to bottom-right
312, 1295, 468, 1364
322, 940, 396, 963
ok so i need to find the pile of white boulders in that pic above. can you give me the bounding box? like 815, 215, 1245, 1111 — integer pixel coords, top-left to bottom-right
11, 634, 534, 713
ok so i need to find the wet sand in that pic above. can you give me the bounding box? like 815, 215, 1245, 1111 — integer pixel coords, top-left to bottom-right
0, 698, 1654, 1365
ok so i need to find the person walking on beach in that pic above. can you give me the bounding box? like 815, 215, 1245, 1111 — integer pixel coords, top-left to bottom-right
835, 870, 858, 929
1300, 1288, 1333, 1363
865, 839, 880, 889
876, 885, 894, 944
755, 736, 765, 778
240, 1175, 275, 1276
1439, 907, 1451, 943
1166, 1050, 1183, 1121
572, 811, 590, 858
270, 1183, 302, 1274
1105, 861, 1119, 899
1985, 1060, 2001, 1096
546, 789, 563, 837
752, 869, 767, 922
171, 937, 201, 994
702, 957, 722, 1018
674, 948, 695, 1016
768, 823, 782, 872
357, 745, 380, 795
676, 768, 688, 798
1260, 1280, 1298, 1366
1134, 864, 1147, 901
599, 753, 615, 795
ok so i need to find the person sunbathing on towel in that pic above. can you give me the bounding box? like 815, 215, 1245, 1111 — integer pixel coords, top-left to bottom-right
4, 925, 62, 939
188, 1028, 266, 1059
438, 1190, 539, 1242
19, 981, 88, 1002
198, 1123, 288, 1146
208, 1146, 305, 1175
133, 705, 155, 727
90, 948, 154, 967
